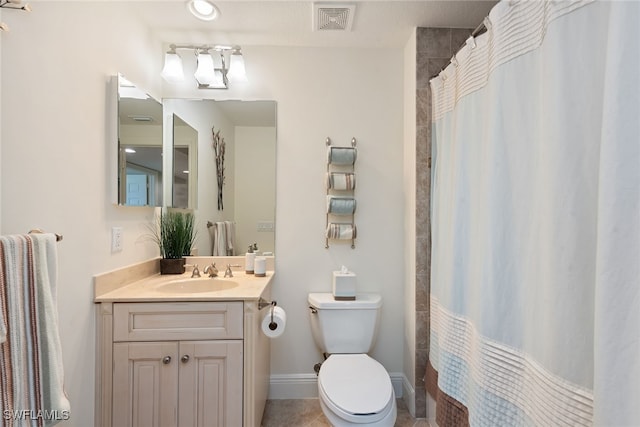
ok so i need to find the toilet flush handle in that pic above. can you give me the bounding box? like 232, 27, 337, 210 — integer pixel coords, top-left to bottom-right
309, 306, 317, 314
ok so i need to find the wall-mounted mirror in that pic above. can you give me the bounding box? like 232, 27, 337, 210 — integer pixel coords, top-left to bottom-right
163, 99, 276, 256
117, 74, 164, 206
172, 114, 198, 209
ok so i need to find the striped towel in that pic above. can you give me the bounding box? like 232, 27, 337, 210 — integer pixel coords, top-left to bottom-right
0, 233, 70, 426
326, 173, 356, 191
326, 223, 357, 240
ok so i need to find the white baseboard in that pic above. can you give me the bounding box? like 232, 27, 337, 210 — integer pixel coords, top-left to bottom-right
268, 374, 319, 399
268, 372, 407, 400
427, 393, 437, 426
402, 375, 416, 416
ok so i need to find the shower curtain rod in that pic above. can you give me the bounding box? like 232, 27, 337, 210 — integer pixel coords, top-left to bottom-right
471, 20, 488, 38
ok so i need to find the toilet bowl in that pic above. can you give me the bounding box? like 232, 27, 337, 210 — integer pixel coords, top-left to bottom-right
308, 293, 397, 426
317, 354, 397, 426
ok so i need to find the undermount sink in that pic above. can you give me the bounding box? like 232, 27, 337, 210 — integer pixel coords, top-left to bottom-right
155, 278, 239, 294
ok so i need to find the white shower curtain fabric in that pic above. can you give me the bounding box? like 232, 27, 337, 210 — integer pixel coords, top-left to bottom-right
429, 1, 639, 426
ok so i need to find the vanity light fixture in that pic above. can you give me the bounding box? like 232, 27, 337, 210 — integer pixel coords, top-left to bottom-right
187, 0, 219, 21
161, 44, 247, 89
0, 0, 32, 32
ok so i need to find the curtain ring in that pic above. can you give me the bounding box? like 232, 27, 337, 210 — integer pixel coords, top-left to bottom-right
483, 16, 492, 31
451, 56, 459, 67
466, 36, 476, 49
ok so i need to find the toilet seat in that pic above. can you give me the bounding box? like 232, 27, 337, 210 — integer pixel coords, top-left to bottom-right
318, 354, 394, 424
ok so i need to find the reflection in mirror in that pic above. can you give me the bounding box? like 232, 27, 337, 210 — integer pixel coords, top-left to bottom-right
117, 74, 163, 206
172, 114, 198, 209
163, 99, 276, 256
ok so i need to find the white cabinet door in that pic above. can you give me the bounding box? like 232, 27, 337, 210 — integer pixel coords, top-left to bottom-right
178, 340, 244, 427
112, 342, 179, 427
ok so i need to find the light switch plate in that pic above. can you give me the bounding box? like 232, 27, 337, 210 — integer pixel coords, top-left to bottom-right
257, 221, 274, 232
111, 227, 123, 252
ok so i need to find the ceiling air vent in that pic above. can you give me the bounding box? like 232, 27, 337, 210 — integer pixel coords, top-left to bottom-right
313, 3, 355, 31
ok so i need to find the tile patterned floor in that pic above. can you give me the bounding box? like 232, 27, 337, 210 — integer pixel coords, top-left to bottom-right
261, 398, 431, 427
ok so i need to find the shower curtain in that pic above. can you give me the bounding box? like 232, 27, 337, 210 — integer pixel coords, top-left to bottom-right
428, 1, 639, 426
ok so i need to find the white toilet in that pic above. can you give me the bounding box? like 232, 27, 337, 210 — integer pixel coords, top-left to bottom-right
308, 293, 397, 426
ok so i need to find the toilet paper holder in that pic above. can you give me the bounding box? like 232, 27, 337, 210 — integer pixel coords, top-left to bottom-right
258, 298, 279, 330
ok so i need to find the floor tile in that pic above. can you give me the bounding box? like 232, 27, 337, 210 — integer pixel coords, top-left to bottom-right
261, 398, 429, 427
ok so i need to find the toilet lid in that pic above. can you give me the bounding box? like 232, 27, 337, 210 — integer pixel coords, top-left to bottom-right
318, 354, 393, 416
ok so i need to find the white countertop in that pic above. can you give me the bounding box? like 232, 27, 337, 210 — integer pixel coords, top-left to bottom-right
94, 269, 274, 303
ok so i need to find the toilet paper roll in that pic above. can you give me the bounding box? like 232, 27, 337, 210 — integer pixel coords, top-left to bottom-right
261, 306, 286, 338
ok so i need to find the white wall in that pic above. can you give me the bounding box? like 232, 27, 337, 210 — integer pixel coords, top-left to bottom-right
403, 28, 418, 414
229, 46, 406, 396
1, 5, 406, 425
0, 3, 162, 426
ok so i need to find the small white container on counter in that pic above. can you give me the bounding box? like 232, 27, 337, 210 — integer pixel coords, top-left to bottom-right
254, 256, 267, 277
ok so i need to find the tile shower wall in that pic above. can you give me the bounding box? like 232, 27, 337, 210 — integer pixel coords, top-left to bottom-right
414, 27, 471, 418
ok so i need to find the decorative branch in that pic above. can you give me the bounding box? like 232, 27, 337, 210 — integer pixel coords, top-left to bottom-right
212, 127, 226, 210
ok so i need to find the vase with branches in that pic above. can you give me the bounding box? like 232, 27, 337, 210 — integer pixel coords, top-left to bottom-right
212, 126, 225, 210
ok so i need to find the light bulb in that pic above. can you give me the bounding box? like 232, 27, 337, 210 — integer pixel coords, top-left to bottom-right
227, 49, 247, 83
194, 52, 216, 86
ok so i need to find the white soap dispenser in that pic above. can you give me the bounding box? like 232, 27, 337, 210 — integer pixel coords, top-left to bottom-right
245, 244, 256, 274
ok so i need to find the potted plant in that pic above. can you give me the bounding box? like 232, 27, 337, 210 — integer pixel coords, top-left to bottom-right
149, 211, 197, 274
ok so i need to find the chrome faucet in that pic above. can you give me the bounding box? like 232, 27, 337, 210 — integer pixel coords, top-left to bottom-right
224, 264, 242, 278
191, 264, 201, 278
204, 263, 218, 278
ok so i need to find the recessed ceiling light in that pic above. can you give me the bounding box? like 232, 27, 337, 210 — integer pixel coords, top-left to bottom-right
128, 115, 154, 122
187, 0, 219, 21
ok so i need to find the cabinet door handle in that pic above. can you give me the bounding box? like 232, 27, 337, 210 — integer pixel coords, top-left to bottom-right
181, 355, 190, 363
162, 356, 172, 364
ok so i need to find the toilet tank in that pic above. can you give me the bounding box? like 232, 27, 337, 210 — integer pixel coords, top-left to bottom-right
308, 293, 382, 354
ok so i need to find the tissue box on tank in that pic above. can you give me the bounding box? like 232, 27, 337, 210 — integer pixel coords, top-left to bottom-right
332, 270, 357, 300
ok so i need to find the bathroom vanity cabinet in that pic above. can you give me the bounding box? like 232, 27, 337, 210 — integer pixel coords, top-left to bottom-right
94, 263, 273, 427
111, 302, 243, 427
